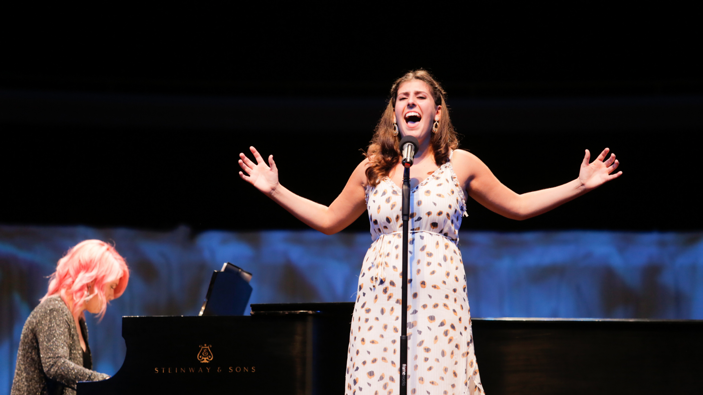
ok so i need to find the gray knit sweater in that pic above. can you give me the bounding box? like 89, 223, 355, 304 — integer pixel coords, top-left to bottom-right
11, 296, 109, 395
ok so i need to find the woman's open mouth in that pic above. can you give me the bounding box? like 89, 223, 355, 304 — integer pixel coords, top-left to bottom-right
404, 111, 421, 127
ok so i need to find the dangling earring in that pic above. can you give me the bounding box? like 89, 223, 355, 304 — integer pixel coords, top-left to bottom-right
392, 122, 399, 136
432, 121, 439, 133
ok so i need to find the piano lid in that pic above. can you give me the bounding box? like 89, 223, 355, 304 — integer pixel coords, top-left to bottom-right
250, 302, 354, 316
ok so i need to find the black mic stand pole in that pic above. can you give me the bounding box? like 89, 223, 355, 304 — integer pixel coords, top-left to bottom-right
400, 161, 411, 395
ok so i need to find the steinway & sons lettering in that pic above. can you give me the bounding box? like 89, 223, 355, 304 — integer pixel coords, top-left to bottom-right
154, 366, 256, 374
153, 344, 256, 374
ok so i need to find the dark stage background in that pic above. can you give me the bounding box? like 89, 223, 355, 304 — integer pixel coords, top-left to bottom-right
1, 3, 702, 394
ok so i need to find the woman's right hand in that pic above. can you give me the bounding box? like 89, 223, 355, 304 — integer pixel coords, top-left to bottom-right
239, 146, 279, 196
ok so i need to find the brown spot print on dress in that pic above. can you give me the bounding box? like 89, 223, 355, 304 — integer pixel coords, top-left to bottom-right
347, 161, 483, 395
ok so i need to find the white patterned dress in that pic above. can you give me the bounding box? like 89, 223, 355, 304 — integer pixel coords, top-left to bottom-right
345, 158, 485, 395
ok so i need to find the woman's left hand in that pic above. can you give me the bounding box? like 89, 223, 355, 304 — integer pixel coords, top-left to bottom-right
579, 148, 622, 190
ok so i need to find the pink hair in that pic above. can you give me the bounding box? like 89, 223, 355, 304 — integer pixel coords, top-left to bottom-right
41, 240, 129, 320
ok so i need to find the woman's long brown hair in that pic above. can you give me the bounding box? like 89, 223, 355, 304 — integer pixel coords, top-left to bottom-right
365, 70, 459, 187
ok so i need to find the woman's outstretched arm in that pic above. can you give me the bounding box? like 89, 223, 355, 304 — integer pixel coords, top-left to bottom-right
454, 148, 622, 221
238, 146, 368, 235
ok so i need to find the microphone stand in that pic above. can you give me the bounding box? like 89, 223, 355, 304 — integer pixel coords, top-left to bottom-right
400, 162, 411, 395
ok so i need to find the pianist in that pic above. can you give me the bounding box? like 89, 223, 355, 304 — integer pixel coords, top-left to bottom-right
11, 240, 130, 395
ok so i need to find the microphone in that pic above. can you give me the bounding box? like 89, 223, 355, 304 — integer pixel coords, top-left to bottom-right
400, 136, 419, 167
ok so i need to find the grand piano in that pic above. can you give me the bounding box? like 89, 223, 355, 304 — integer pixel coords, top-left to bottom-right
78, 303, 703, 395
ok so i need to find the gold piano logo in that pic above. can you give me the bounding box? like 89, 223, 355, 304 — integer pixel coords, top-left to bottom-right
153, 344, 256, 374
197, 344, 214, 363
